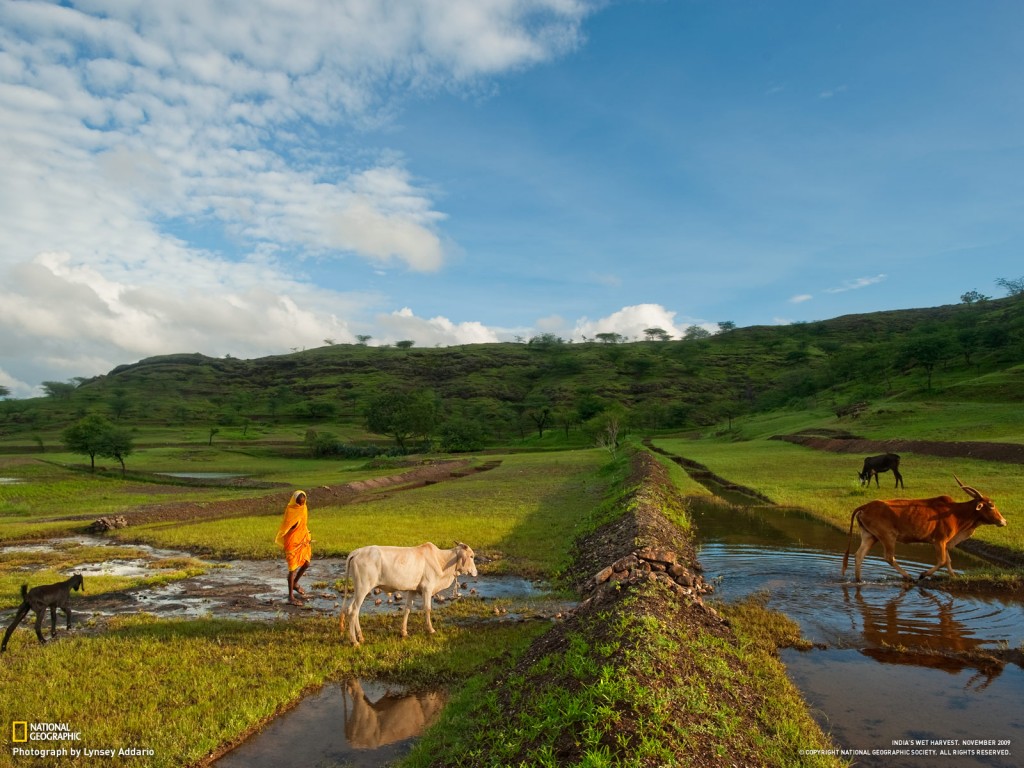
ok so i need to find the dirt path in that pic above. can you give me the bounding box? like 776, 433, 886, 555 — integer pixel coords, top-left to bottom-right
772, 432, 1024, 464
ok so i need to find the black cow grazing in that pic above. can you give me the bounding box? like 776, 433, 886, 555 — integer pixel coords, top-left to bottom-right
859, 453, 904, 489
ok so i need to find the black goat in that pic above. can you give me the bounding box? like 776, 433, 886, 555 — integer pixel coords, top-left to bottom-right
1, 574, 84, 653
858, 453, 904, 489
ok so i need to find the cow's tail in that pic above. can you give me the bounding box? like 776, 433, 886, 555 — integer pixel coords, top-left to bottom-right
19, 584, 28, 602
842, 507, 862, 576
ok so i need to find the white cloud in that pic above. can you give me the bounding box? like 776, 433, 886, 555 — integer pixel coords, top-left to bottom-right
824, 274, 887, 294
0, 249, 371, 384
0, 0, 594, 388
571, 304, 694, 342
376, 307, 501, 346
789, 293, 813, 303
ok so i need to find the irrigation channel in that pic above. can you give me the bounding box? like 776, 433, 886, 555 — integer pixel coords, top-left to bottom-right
667, 451, 1024, 768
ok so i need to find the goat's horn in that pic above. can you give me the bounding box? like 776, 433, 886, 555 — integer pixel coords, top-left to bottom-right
953, 475, 981, 499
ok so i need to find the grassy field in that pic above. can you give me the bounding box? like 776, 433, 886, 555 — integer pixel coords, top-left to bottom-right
652, 437, 1024, 555
718, 398, 1024, 443
401, 449, 843, 768
0, 449, 460, 543
0, 613, 548, 768
0, 450, 610, 766
117, 450, 609, 574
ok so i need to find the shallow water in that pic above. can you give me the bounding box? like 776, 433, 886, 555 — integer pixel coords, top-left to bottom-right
689, 497, 1024, 767
155, 472, 247, 479
0, 534, 552, 625
216, 679, 446, 768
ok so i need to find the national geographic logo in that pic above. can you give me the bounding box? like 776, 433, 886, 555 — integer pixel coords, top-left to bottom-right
9, 721, 82, 742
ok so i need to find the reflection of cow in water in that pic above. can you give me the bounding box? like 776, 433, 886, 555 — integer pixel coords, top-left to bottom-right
342, 679, 446, 749
843, 584, 1012, 692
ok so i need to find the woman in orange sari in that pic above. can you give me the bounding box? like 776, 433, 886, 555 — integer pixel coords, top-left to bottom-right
276, 490, 312, 605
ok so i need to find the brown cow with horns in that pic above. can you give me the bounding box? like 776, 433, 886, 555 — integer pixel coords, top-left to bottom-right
842, 476, 1007, 582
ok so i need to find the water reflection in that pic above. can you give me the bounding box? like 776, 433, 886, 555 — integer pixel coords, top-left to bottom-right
845, 584, 1015, 691
343, 679, 446, 749
684, 493, 1024, 767
216, 680, 446, 768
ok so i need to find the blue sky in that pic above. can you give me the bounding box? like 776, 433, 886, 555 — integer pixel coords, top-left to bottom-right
1, 0, 1022, 396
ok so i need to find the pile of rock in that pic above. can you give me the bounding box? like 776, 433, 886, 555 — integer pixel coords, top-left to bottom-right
87, 515, 129, 533
582, 546, 713, 605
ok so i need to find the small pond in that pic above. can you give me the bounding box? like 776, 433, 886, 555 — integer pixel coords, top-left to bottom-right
216, 679, 446, 767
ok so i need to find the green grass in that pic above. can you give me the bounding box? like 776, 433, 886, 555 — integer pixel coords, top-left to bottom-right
403, 448, 843, 768
0, 615, 548, 768
116, 450, 609, 574
0, 451, 468, 542
717, 399, 1024, 443
652, 437, 1024, 555
404, 583, 842, 768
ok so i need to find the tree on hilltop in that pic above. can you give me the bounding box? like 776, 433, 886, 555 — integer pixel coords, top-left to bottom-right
42, 380, 77, 400
643, 327, 672, 341
995, 276, 1024, 297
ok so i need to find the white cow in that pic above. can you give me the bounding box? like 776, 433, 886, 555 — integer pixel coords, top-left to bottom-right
340, 541, 478, 646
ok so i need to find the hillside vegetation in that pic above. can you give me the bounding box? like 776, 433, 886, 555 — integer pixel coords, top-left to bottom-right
2, 295, 1023, 453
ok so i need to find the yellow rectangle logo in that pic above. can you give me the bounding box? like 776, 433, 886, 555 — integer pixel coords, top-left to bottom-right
12, 722, 28, 742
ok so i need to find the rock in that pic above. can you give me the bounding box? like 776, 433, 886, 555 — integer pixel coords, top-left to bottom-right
87, 516, 128, 533
612, 554, 638, 573
592, 565, 614, 585
674, 572, 695, 588
636, 547, 677, 565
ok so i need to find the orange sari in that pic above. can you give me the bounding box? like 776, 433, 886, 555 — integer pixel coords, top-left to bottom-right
276, 490, 311, 571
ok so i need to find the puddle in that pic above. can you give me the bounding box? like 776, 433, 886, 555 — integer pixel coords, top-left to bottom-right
216, 679, 445, 768
156, 472, 247, 480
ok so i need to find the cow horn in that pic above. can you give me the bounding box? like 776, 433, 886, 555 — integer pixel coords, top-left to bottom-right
953, 475, 982, 500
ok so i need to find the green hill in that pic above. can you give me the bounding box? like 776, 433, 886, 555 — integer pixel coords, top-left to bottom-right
2, 296, 1023, 449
